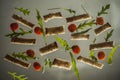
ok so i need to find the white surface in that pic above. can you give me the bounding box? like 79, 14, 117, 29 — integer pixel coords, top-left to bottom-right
0, 0, 120, 80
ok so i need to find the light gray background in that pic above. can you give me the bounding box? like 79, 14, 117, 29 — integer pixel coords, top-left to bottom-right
0, 0, 120, 80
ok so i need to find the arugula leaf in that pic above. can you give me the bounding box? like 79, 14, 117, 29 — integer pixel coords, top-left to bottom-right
77, 20, 95, 30
15, 7, 30, 16
54, 35, 71, 51
42, 58, 52, 74
69, 52, 80, 80
48, 8, 76, 16
36, 9, 47, 45
89, 50, 97, 62
79, 28, 92, 34
107, 44, 120, 64
12, 52, 38, 61
93, 38, 96, 44
5, 28, 32, 38
104, 29, 114, 42
98, 4, 110, 16
8, 71, 28, 80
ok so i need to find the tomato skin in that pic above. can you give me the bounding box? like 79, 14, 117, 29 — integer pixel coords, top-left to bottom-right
33, 62, 42, 71
97, 51, 105, 60
96, 17, 104, 25
34, 27, 43, 35
26, 49, 35, 57
68, 24, 77, 32
10, 23, 19, 31
72, 45, 80, 54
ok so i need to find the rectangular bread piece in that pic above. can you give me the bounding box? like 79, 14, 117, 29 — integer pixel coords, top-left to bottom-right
66, 14, 91, 23
11, 37, 36, 45
71, 33, 89, 40
43, 12, 62, 22
77, 56, 104, 69
39, 42, 58, 56
45, 26, 65, 36
4, 54, 31, 69
52, 58, 71, 70
89, 41, 114, 50
94, 23, 112, 35
12, 14, 35, 29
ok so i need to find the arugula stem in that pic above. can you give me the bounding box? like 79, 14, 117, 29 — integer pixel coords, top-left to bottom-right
5, 28, 32, 38
36, 9, 47, 45
69, 52, 80, 80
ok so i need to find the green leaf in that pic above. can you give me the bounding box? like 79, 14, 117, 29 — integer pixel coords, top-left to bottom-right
69, 52, 80, 80
8, 71, 28, 80
15, 7, 30, 16
79, 28, 92, 34
54, 35, 71, 51
5, 28, 32, 38
36, 9, 47, 45
12, 52, 38, 61
77, 20, 95, 30
98, 4, 110, 16
89, 50, 97, 62
42, 58, 52, 74
104, 29, 114, 42
107, 44, 120, 64
93, 38, 96, 44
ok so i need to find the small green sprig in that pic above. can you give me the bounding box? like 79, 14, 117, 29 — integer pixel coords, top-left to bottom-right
107, 44, 120, 64
93, 38, 96, 44
15, 7, 30, 16
54, 35, 71, 51
69, 52, 80, 80
42, 58, 52, 74
77, 20, 95, 30
98, 4, 110, 16
5, 28, 32, 38
12, 52, 38, 61
48, 8, 76, 16
36, 9, 47, 45
104, 29, 114, 42
89, 50, 97, 62
78, 28, 92, 34
8, 71, 28, 80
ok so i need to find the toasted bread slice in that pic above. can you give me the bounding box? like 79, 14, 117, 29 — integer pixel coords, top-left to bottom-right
39, 42, 58, 56
52, 58, 71, 70
12, 14, 34, 29
43, 12, 62, 22
77, 56, 104, 69
4, 54, 31, 69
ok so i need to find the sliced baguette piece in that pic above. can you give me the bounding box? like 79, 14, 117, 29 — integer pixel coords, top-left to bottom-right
94, 23, 112, 36
71, 33, 89, 40
89, 41, 114, 50
4, 54, 31, 69
12, 14, 35, 29
43, 12, 62, 22
45, 26, 65, 36
66, 14, 91, 23
77, 56, 104, 69
11, 37, 36, 45
52, 58, 71, 70
39, 42, 58, 56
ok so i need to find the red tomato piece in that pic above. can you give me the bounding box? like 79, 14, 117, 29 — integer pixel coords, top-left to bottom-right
33, 62, 42, 71
97, 51, 106, 60
26, 49, 35, 57
68, 24, 77, 32
34, 27, 43, 35
96, 17, 104, 25
72, 45, 80, 54
10, 23, 19, 31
